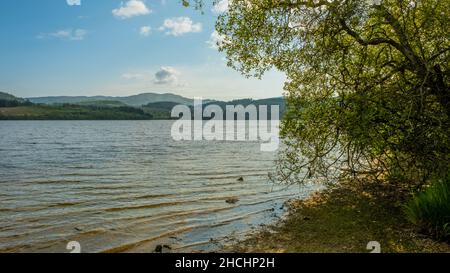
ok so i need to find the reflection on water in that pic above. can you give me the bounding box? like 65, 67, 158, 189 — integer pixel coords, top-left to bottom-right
0, 121, 314, 253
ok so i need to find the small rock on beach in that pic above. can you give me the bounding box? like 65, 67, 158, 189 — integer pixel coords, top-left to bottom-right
226, 197, 240, 204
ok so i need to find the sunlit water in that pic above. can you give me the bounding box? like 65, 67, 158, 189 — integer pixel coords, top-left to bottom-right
0, 121, 314, 253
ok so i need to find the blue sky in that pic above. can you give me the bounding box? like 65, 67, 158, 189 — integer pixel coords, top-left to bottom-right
0, 0, 285, 100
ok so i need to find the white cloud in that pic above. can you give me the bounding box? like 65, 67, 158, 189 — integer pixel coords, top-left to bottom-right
154, 67, 180, 85
207, 30, 226, 50
212, 0, 229, 14
112, 0, 151, 19
37, 29, 87, 41
139, 26, 152, 37
159, 17, 202, 36
121, 73, 147, 80
67, 0, 81, 6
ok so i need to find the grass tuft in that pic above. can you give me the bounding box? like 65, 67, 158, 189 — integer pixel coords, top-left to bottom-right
404, 173, 450, 240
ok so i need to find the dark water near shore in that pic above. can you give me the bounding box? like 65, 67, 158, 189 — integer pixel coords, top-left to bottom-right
0, 121, 314, 253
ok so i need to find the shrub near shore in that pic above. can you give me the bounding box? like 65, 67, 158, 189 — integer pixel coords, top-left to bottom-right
405, 173, 450, 240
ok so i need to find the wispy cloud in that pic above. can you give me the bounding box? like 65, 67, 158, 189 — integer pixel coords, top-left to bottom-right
139, 26, 152, 37
37, 29, 87, 41
121, 73, 147, 80
159, 17, 202, 37
66, 0, 81, 6
112, 0, 151, 19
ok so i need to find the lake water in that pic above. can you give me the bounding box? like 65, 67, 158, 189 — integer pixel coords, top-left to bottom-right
0, 121, 313, 253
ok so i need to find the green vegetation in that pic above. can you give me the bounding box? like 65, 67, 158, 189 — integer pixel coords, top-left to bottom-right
0, 92, 22, 101
229, 180, 450, 253
1, 92, 155, 120
405, 173, 450, 240
0, 92, 32, 107
187, 0, 450, 185
0, 91, 286, 120
0, 104, 153, 120
27, 92, 194, 107
75, 100, 128, 108
204, 98, 286, 119
142, 101, 181, 119
185, 0, 450, 246
0, 99, 33, 108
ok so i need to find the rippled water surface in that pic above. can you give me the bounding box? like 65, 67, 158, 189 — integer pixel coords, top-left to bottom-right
0, 121, 312, 253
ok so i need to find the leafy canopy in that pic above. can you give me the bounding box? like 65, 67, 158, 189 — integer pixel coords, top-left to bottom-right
186, 0, 450, 186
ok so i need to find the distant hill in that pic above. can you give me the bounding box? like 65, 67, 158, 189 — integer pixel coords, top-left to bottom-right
202, 97, 286, 119
27, 93, 194, 107
75, 100, 128, 108
0, 92, 25, 102
0, 92, 32, 107
0, 92, 154, 120
0, 104, 153, 120
1, 91, 286, 120
142, 97, 286, 119
205, 97, 285, 110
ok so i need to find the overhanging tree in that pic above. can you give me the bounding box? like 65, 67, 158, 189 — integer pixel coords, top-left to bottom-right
187, 0, 449, 187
